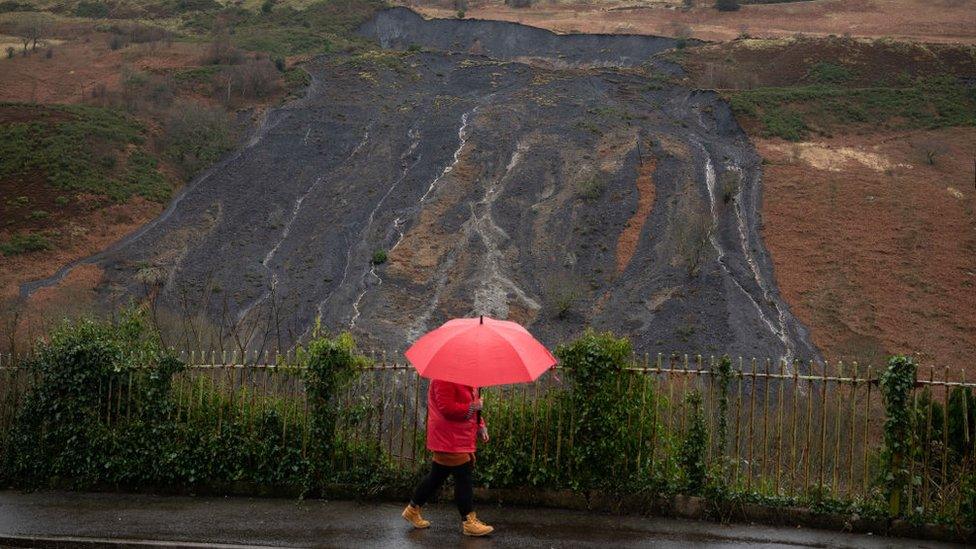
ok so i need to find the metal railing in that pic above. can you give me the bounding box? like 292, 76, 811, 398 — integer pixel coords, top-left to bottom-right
1, 351, 973, 519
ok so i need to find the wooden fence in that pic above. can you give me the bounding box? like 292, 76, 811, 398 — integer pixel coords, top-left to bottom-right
1, 351, 973, 519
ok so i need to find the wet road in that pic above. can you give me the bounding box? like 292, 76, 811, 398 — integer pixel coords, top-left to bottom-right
0, 491, 954, 548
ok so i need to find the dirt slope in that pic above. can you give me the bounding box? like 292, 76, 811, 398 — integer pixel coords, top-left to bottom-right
760, 129, 976, 369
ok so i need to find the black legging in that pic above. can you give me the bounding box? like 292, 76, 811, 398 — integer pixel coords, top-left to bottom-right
410, 461, 474, 518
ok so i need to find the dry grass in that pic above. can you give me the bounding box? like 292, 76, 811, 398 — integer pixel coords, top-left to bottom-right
407, 0, 976, 44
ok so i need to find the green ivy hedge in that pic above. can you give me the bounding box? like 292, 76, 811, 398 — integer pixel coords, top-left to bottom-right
1, 317, 973, 527
0, 311, 398, 494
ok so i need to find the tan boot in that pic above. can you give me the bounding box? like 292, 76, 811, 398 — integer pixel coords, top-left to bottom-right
462, 512, 494, 537
402, 504, 431, 529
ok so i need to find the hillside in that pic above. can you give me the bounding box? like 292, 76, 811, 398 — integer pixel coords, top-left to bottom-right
3, 1, 974, 371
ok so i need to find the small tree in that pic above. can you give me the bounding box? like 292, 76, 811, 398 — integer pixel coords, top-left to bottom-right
205, 28, 243, 65
556, 330, 634, 490
220, 58, 280, 101
715, 0, 740, 11
15, 13, 45, 53
161, 101, 236, 178
5, 46, 14, 59
296, 328, 369, 487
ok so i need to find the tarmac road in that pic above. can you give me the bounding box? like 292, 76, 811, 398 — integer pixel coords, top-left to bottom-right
0, 491, 956, 548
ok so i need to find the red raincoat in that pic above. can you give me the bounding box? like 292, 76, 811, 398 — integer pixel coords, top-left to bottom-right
426, 379, 486, 453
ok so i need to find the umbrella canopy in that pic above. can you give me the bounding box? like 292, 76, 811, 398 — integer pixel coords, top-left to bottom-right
405, 315, 557, 387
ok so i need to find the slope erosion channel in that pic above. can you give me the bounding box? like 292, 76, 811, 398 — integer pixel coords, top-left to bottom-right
23, 7, 819, 362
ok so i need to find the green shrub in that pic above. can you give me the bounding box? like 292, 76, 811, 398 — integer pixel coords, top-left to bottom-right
807, 62, 854, 84
760, 107, 808, 141
730, 78, 976, 139
0, 1, 30, 13
74, 0, 110, 18
295, 327, 373, 487
0, 232, 51, 255
715, 0, 740, 11
713, 355, 734, 462
284, 67, 311, 95
0, 314, 395, 492
481, 330, 667, 492
0, 103, 171, 202
161, 102, 236, 179
557, 330, 636, 490
2, 310, 182, 488
478, 386, 570, 489
576, 177, 605, 201
371, 249, 388, 265
212, 0, 385, 58
173, 65, 223, 84
962, 471, 976, 526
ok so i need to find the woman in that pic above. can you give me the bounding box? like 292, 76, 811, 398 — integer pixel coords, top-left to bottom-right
402, 379, 494, 537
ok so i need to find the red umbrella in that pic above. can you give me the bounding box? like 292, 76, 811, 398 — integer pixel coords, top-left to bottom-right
405, 315, 557, 387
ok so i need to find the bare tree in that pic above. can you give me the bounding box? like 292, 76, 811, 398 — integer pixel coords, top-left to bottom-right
674, 210, 714, 278
15, 14, 45, 54
913, 137, 949, 166
204, 27, 243, 65
223, 58, 281, 101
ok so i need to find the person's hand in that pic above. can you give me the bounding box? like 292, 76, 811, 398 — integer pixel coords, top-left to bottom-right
478, 426, 490, 443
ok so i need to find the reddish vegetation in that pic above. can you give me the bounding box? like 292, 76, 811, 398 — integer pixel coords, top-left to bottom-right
9, 264, 107, 346
407, 0, 976, 44
760, 127, 976, 370
0, 197, 162, 302
0, 197, 161, 350
616, 155, 656, 274
0, 35, 205, 104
